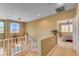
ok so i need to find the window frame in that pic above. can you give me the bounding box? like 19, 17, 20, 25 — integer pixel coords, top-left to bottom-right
0, 21, 4, 33
60, 22, 73, 33
10, 22, 20, 33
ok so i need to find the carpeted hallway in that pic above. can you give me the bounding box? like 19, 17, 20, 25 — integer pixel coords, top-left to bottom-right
47, 46, 77, 56
15, 46, 76, 56
15, 50, 38, 56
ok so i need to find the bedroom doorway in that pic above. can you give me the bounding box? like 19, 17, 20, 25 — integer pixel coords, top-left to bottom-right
57, 19, 74, 49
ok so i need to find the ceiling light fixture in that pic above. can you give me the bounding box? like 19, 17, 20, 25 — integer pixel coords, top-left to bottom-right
38, 14, 41, 16
57, 3, 64, 5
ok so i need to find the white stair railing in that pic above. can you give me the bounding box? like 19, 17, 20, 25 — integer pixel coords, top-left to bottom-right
0, 35, 38, 56
0, 39, 4, 56
27, 35, 38, 51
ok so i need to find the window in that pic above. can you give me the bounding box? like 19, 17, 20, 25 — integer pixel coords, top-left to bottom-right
65, 25, 69, 32
61, 24, 69, 32
10, 23, 20, 33
61, 25, 65, 32
69, 24, 73, 32
61, 23, 73, 33
0, 21, 4, 33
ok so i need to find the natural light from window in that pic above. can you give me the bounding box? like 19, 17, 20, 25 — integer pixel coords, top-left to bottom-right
0, 21, 4, 33
10, 23, 20, 33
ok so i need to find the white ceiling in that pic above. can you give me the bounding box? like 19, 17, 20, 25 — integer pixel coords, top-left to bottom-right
0, 3, 76, 22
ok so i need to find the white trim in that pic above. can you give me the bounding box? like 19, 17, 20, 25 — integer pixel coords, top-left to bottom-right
37, 39, 41, 56
37, 35, 52, 56
57, 18, 74, 23
38, 35, 52, 40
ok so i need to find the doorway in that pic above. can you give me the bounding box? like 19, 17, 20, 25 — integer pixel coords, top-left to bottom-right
57, 19, 74, 49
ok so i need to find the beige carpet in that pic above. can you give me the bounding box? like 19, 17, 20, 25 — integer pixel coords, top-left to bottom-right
16, 46, 76, 56
15, 50, 38, 56
47, 46, 77, 56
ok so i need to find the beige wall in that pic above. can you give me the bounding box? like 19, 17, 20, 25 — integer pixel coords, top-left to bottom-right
41, 36, 57, 56
76, 4, 79, 14
0, 20, 26, 48
0, 20, 26, 39
5, 20, 26, 38
26, 9, 76, 40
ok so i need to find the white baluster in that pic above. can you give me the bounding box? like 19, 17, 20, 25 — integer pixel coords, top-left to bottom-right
25, 35, 27, 49
8, 39, 10, 55
14, 38, 16, 54
11, 39, 14, 55
20, 37, 22, 51
3, 39, 6, 56
17, 37, 20, 51
31, 39, 33, 50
